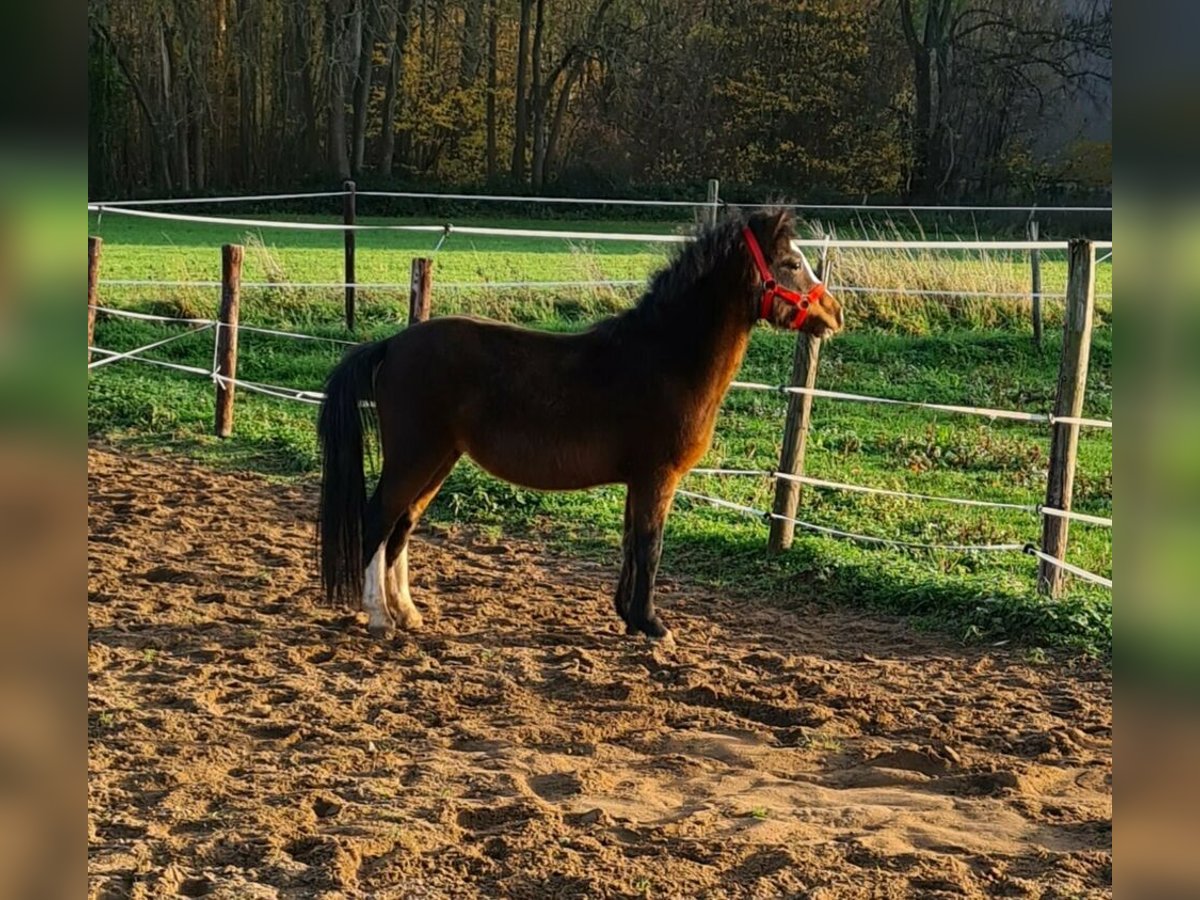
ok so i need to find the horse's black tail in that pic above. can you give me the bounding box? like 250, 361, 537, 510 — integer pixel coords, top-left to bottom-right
318, 339, 388, 607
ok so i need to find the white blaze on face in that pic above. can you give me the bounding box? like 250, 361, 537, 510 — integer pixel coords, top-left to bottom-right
800, 252, 820, 286
788, 241, 824, 288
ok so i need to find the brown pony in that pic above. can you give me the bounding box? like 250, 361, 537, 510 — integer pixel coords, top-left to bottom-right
318, 209, 842, 641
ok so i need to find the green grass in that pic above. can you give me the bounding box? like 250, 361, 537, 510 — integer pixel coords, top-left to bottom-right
87, 213, 1113, 656
86, 211, 1112, 331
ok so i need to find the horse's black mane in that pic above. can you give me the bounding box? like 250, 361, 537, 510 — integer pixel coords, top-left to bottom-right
639, 216, 746, 314
607, 208, 790, 333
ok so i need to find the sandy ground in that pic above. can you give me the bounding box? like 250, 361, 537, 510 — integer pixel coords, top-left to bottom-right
88, 448, 1111, 899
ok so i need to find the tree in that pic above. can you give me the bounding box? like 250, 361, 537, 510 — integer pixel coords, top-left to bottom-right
379, 0, 414, 177
511, 0, 533, 181
327, 0, 359, 180
485, 0, 499, 179
87, 0, 1109, 200
896, 0, 1112, 199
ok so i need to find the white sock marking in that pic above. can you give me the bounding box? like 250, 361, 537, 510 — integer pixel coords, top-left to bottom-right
386, 544, 422, 628
363, 543, 392, 632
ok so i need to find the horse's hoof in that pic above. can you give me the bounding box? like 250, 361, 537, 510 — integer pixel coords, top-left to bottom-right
398, 611, 424, 631
656, 630, 677, 651
367, 622, 396, 640
626, 616, 671, 640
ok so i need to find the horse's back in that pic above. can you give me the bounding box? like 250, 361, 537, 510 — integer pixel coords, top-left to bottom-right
374, 316, 671, 489
381, 315, 646, 409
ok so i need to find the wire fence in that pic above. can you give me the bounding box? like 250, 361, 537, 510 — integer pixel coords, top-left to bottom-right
88, 300, 1113, 591
99, 276, 1117, 303
727, 380, 1113, 429
688, 468, 1111, 527
87, 191, 1112, 594
87, 203, 1112, 252
88, 187, 1112, 215
98, 277, 646, 293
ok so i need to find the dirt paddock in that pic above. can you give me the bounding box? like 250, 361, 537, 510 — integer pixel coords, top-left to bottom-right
88, 448, 1111, 899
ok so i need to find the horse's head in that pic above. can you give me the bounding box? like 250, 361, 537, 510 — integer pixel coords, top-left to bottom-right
743, 209, 844, 338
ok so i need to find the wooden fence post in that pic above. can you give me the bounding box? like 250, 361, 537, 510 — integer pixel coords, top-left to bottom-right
343, 179, 357, 331
214, 244, 244, 438
409, 257, 432, 324
1038, 239, 1095, 597
1029, 218, 1043, 347
88, 236, 102, 364
767, 237, 831, 554
706, 178, 720, 227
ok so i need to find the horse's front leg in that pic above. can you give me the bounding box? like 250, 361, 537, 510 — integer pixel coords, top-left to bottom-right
623, 477, 678, 640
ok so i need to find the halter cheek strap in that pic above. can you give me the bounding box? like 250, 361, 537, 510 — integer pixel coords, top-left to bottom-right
742, 225, 826, 330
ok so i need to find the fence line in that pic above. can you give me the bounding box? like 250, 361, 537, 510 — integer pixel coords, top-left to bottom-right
86, 324, 215, 370
792, 238, 1114, 252
731, 381, 1046, 423
101, 278, 225, 288
1039, 506, 1113, 528
88, 204, 449, 233
831, 285, 1115, 301
89, 191, 350, 207
675, 489, 1027, 553
1048, 415, 1112, 430
728, 380, 1113, 430
749, 202, 1111, 214
226, 322, 359, 346
438, 279, 643, 291
211, 374, 325, 405
691, 467, 1034, 512
360, 190, 1112, 213
678, 488, 1111, 588
89, 304, 217, 325
87, 187, 1112, 214
89, 331, 328, 404
92, 304, 358, 348
356, 190, 702, 208
87, 205, 1110, 251
100, 278, 1117, 301
99, 277, 646, 291
1024, 546, 1113, 589
688, 468, 1111, 527
87, 347, 213, 378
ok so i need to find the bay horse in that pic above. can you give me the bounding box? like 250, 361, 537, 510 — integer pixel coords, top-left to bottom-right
318, 208, 843, 641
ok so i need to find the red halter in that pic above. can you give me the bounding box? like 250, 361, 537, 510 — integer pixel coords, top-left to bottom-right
742, 225, 826, 330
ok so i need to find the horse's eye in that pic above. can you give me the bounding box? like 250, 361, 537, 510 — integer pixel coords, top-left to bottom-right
781, 260, 801, 271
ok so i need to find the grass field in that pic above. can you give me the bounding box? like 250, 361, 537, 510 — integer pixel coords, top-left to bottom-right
87, 212, 1113, 655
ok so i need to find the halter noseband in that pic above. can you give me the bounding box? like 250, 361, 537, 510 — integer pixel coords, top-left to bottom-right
742, 225, 826, 330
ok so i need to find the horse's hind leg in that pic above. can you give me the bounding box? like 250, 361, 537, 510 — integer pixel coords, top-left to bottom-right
360, 489, 396, 638
385, 543, 420, 630
362, 446, 456, 640
384, 453, 459, 630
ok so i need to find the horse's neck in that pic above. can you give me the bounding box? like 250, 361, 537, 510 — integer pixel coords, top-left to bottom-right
622, 267, 753, 395
676, 290, 753, 397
